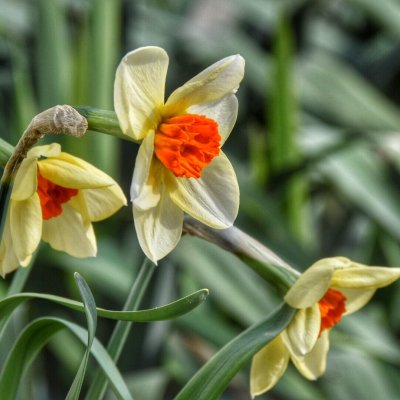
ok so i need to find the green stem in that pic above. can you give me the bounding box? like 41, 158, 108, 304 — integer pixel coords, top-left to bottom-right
183, 217, 299, 293
74, 106, 138, 143
7, 253, 38, 295
0, 139, 13, 169
85, 258, 155, 400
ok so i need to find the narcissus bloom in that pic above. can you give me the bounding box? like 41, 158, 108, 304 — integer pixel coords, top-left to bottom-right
0, 143, 127, 277
114, 46, 244, 262
250, 257, 400, 397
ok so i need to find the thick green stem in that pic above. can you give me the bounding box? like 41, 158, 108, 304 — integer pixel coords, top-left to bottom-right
74, 106, 138, 143
85, 258, 155, 400
183, 217, 300, 293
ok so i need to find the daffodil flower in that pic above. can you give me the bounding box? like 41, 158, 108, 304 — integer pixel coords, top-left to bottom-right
250, 257, 400, 397
0, 143, 127, 277
114, 46, 244, 262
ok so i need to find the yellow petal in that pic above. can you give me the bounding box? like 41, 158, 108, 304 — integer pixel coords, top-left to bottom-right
331, 265, 400, 289
11, 157, 38, 201
284, 258, 343, 308
10, 195, 42, 264
133, 191, 183, 263
284, 304, 320, 357
290, 330, 330, 380
131, 131, 161, 210
169, 152, 239, 228
337, 287, 376, 315
164, 54, 245, 116
250, 335, 290, 397
26, 143, 62, 159
0, 211, 21, 277
68, 192, 91, 223
114, 46, 168, 140
187, 94, 238, 145
81, 185, 127, 222
38, 155, 116, 189
42, 204, 97, 257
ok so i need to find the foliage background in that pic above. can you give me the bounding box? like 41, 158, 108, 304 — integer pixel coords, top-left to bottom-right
1, 0, 400, 399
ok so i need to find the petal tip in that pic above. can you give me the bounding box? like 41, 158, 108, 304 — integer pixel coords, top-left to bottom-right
121, 46, 169, 66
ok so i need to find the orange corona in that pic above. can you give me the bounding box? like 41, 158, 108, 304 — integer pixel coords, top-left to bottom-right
37, 172, 78, 220
318, 288, 346, 334
154, 114, 221, 179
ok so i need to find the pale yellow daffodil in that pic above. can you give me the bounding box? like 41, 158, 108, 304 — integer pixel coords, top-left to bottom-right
250, 257, 400, 397
114, 46, 244, 263
0, 143, 127, 277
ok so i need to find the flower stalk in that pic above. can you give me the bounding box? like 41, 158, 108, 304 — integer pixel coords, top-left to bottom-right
183, 217, 299, 292
73, 106, 137, 143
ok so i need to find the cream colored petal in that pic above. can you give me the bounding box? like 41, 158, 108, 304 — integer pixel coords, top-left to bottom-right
187, 94, 238, 145
164, 54, 245, 116
133, 191, 183, 263
130, 131, 161, 210
38, 156, 115, 189
169, 152, 239, 228
26, 143, 61, 159
42, 204, 97, 258
10, 195, 42, 264
250, 335, 290, 397
0, 211, 21, 277
114, 46, 168, 141
11, 157, 38, 201
291, 330, 330, 380
284, 258, 348, 308
68, 192, 90, 223
337, 287, 376, 315
80, 185, 127, 222
284, 304, 320, 357
331, 265, 400, 289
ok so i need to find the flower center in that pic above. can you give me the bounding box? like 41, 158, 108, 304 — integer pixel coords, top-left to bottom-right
37, 171, 79, 220
318, 288, 346, 334
154, 114, 221, 178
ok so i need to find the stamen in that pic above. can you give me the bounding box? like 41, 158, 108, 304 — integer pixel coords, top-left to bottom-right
154, 114, 221, 178
37, 171, 78, 219
318, 288, 346, 334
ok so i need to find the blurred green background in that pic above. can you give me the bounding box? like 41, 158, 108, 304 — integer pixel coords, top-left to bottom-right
1, 0, 400, 399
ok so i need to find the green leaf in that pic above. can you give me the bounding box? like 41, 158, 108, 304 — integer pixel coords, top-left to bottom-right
298, 53, 400, 131
0, 317, 133, 400
85, 258, 155, 400
349, 0, 400, 37
269, 13, 312, 248
270, 13, 297, 172
0, 288, 209, 333
174, 303, 295, 400
0, 138, 14, 168
65, 273, 98, 400
319, 144, 400, 240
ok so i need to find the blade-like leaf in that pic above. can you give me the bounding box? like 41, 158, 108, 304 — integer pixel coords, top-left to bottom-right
0, 317, 133, 400
65, 273, 98, 400
0, 288, 209, 333
85, 258, 154, 400
174, 303, 294, 400
319, 144, 400, 240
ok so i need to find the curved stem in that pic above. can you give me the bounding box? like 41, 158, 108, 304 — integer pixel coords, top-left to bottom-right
183, 217, 300, 292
